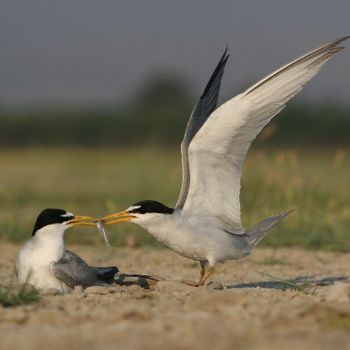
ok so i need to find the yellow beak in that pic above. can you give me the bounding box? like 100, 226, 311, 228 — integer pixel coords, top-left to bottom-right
101, 211, 136, 225
67, 215, 98, 227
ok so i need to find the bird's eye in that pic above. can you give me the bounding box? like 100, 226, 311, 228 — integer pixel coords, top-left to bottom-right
62, 211, 74, 219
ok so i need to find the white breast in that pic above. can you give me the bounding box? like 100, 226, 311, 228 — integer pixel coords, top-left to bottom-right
134, 211, 251, 264
16, 224, 70, 293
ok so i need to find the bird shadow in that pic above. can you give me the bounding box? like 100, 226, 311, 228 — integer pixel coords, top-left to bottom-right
113, 272, 349, 291
226, 275, 348, 291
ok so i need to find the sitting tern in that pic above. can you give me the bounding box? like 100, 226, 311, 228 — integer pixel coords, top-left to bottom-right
102, 37, 348, 286
16, 208, 118, 293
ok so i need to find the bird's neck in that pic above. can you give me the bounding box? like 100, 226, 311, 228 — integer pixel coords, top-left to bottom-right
134, 212, 178, 243
32, 225, 66, 261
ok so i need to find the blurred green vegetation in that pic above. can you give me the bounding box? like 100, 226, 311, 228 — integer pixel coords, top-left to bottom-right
0, 76, 349, 147
0, 283, 40, 307
0, 147, 349, 251
0, 77, 192, 147
0, 76, 349, 250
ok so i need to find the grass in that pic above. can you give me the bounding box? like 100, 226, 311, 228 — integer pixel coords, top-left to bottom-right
0, 284, 40, 307
305, 305, 350, 331
0, 146, 349, 251
260, 273, 314, 293
325, 312, 350, 330
258, 256, 288, 266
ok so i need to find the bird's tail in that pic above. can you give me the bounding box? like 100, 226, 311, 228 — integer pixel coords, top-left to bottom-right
246, 208, 295, 247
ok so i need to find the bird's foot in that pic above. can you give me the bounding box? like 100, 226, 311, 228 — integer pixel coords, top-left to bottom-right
180, 279, 201, 287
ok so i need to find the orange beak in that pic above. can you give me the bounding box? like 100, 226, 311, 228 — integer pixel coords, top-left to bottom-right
67, 215, 98, 227
101, 211, 136, 225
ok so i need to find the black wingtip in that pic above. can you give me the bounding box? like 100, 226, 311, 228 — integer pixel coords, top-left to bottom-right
224, 44, 229, 55
96, 266, 119, 279
200, 46, 230, 99
332, 36, 350, 47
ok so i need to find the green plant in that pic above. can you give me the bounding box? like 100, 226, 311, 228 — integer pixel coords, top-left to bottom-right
260, 272, 314, 293
0, 284, 40, 307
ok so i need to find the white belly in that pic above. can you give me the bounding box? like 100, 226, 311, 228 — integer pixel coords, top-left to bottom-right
17, 263, 70, 293
16, 239, 70, 293
163, 226, 250, 263
137, 212, 251, 264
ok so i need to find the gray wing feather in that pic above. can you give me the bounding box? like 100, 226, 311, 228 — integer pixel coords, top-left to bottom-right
176, 48, 230, 208
52, 250, 118, 288
243, 36, 349, 96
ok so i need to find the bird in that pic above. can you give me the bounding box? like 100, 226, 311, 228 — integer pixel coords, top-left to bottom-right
101, 37, 348, 286
16, 208, 118, 293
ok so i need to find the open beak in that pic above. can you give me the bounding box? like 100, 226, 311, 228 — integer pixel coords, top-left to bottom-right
67, 215, 98, 227
101, 211, 136, 225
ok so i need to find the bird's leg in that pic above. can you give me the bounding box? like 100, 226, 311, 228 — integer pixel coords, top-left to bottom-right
181, 262, 206, 287
197, 267, 215, 286
183, 263, 213, 287
196, 261, 206, 286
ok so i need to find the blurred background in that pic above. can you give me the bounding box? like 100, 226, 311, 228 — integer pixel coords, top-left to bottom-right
0, 1, 349, 250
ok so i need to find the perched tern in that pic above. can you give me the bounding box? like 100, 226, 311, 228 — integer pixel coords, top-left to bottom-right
16, 208, 118, 293
102, 37, 348, 286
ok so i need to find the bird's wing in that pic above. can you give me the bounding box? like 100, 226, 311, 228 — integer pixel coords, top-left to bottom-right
93, 266, 119, 279
182, 37, 348, 232
176, 48, 229, 208
51, 250, 118, 288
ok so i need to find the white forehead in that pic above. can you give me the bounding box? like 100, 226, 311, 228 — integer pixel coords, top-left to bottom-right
126, 205, 140, 212
62, 211, 74, 217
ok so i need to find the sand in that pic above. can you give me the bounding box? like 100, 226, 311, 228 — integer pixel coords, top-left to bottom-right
1, 243, 350, 350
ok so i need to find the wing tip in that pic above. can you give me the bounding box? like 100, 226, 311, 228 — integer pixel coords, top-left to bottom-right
242, 36, 348, 97
335, 35, 350, 43
200, 46, 230, 99
223, 44, 229, 57
322, 36, 349, 49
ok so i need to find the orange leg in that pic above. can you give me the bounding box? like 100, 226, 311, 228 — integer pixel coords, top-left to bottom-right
181, 262, 206, 287
182, 265, 215, 287
197, 267, 215, 286
196, 265, 206, 286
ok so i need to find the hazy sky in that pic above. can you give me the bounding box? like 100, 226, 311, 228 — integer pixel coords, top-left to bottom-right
0, 1, 349, 107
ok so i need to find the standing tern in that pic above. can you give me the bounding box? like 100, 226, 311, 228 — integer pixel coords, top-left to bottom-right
16, 208, 118, 293
102, 37, 348, 286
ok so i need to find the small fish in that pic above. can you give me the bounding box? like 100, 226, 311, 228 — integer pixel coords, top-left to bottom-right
96, 221, 111, 247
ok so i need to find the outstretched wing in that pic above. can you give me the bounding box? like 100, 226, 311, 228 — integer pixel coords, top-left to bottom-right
51, 250, 118, 288
181, 37, 348, 232
176, 48, 229, 208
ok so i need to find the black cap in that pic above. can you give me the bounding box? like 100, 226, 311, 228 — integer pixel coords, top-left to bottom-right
129, 200, 174, 214
32, 208, 74, 236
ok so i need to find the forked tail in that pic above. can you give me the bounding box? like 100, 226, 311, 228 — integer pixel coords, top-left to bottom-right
246, 208, 295, 246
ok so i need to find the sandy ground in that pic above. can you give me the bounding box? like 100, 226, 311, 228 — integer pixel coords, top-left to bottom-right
1, 243, 350, 350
